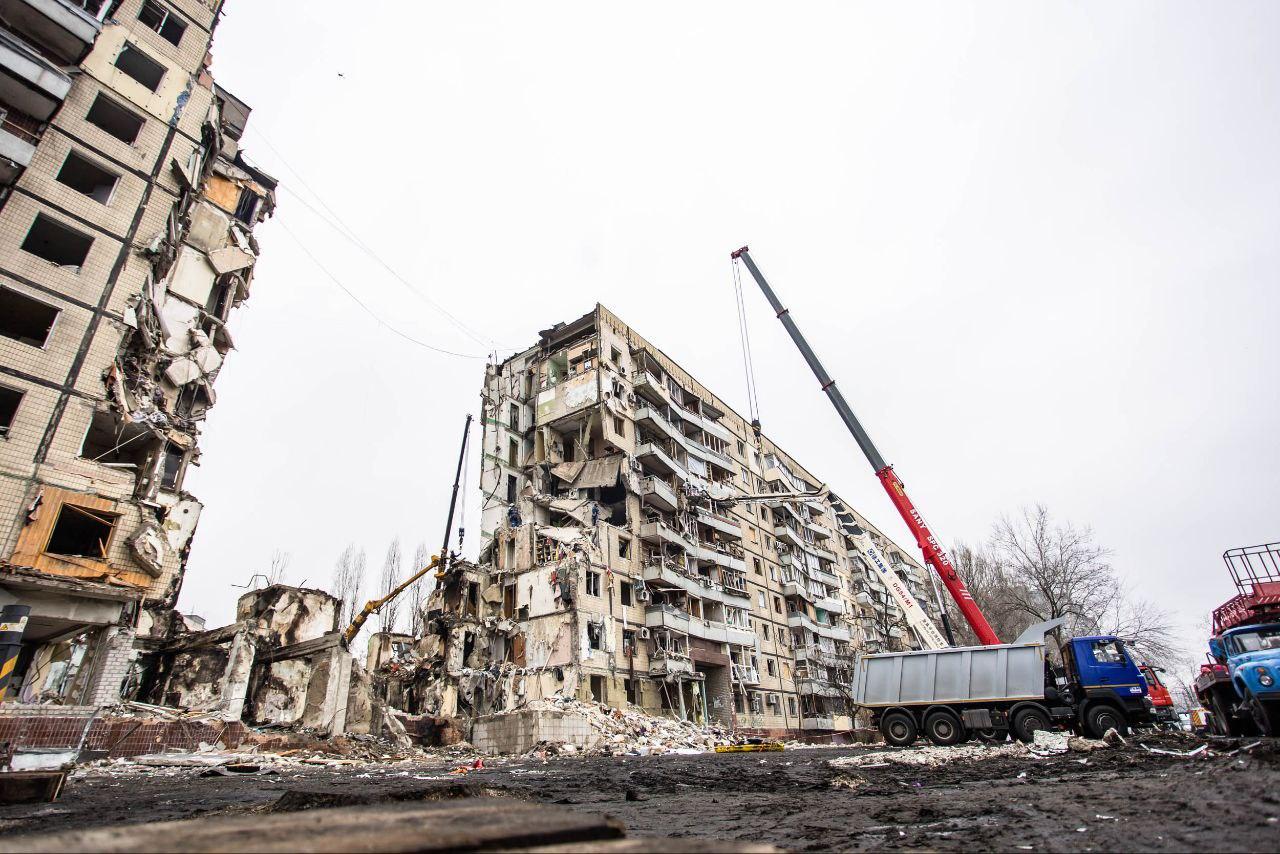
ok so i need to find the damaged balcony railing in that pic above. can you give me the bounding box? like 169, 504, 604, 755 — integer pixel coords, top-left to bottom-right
731, 663, 761, 685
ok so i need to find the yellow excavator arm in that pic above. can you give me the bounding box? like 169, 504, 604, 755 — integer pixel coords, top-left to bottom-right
342, 555, 442, 645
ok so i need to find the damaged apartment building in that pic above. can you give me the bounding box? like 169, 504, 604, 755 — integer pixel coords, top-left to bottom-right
0, 1, 275, 706
400, 305, 948, 739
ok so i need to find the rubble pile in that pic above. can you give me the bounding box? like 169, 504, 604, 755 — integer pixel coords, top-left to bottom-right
523, 698, 734, 756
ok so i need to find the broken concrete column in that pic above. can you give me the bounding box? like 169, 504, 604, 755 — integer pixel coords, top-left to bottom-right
219, 627, 257, 721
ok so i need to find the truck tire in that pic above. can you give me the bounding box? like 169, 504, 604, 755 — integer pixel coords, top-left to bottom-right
923, 709, 964, 746
1011, 706, 1050, 743
1250, 698, 1279, 736
881, 711, 917, 747
1085, 704, 1128, 739
1208, 693, 1237, 736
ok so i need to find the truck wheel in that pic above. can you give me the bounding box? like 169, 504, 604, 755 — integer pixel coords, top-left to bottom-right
1011, 707, 1050, 743
923, 710, 964, 746
1085, 704, 1128, 739
1208, 694, 1237, 736
1250, 698, 1279, 736
881, 711, 918, 747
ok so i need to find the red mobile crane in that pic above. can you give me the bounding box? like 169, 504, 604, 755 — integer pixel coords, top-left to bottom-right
731, 247, 1001, 646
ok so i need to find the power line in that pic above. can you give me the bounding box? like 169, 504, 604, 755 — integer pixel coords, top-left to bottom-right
246, 125, 507, 350
278, 219, 486, 359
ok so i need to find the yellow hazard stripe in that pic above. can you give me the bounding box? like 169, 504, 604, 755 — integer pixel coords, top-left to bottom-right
0, 656, 16, 680
714, 743, 784, 753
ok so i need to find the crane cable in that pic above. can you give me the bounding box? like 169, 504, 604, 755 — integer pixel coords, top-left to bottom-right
731, 256, 763, 429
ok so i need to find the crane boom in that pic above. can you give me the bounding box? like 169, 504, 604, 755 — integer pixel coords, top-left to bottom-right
731, 246, 1001, 645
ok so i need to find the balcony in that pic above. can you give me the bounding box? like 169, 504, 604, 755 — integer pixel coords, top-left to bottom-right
787, 611, 852, 642
731, 663, 760, 686
0, 29, 71, 121
649, 653, 696, 679
797, 644, 850, 668
796, 676, 844, 699
815, 595, 846, 616
642, 562, 729, 604
640, 517, 691, 552
635, 405, 684, 445
632, 371, 671, 408
686, 438, 735, 474
638, 476, 678, 512
774, 523, 804, 549
0, 103, 39, 184
800, 716, 835, 731
811, 566, 841, 587
636, 440, 685, 480
691, 543, 745, 573
0, 0, 103, 65
645, 604, 755, 647
782, 579, 814, 602
720, 570, 749, 599
694, 505, 742, 539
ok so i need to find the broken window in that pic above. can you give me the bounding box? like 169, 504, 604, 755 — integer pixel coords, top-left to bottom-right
589, 673, 605, 698
766, 658, 776, 677
0, 288, 59, 347
56, 151, 119, 204
0, 384, 22, 436
21, 214, 93, 270
625, 677, 637, 705
506, 474, 517, 503
787, 696, 797, 716
773, 596, 782, 614
753, 557, 762, 576
138, 1, 187, 46
45, 503, 117, 559
620, 582, 632, 607
622, 628, 636, 656
508, 404, 519, 431
617, 536, 631, 559
610, 346, 621, 364
232, 187, 260, 223
762, 624, 771, 641
508, 438, 518, 467
612, 415, 625, 438
585, 571, 601, 597
80, 410, 153, 472
159, 443, 185, 490
587, 622, 603, 651
86, 94, 144, 144
115, 44, 165, 92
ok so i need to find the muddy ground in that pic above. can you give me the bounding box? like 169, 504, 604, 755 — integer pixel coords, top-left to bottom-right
2, 733, 1276, 852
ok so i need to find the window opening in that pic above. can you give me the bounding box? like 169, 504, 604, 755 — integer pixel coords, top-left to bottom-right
21, 214, 93, 269
56, 151, 119, 204
138, 1, 187, 46
114, 44, 166, 92
620, 582, 632, 607
586, 571, 601, 597
80, 410, 153, 471
46, 503, 117, 559
160, 443, 185, 490
85, 94, 144, 144
0, 385, 22, 436
0, 288, 59, 347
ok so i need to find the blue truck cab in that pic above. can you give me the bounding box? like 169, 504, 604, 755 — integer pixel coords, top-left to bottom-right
1212, 622, 1280, 734
1060, 635, 1153, 737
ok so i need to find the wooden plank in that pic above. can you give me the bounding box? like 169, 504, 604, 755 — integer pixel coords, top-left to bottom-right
11, 797, 626, 853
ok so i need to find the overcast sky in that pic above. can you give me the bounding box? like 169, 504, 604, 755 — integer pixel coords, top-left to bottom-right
180, 2, 1278, 668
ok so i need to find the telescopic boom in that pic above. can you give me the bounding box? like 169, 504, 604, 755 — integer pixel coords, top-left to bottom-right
731, 246, 1001, 645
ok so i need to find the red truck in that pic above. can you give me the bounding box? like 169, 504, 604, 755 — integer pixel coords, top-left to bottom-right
1138, 664, 1179, 729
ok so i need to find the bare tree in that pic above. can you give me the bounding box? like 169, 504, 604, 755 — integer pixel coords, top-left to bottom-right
331, 544, 367, 628
408, 541, 433, 636
988, 505, 1118, 637
266, 550, 291, 586
1100, 595, 1186, 671
948, 541, 1027, 645
380, 538, 404, 634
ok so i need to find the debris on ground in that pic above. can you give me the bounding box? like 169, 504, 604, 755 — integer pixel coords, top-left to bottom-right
517, 698, 734, 757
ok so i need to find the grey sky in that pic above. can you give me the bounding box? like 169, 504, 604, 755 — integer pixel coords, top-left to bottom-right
181, 2, 1279, 667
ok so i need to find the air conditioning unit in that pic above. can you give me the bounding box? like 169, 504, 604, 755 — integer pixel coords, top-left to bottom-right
635, 587, 651, 603
637, 627, 651, 640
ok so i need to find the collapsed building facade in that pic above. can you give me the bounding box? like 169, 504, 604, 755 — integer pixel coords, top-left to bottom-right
0, 0, 275, 706
380, 305, 948, 741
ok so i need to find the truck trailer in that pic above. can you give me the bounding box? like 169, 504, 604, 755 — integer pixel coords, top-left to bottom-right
853, 618, 1154, 746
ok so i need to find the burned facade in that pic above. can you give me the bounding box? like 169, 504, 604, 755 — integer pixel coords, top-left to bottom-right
0, 1, 275, 706
452, 305, 947, 738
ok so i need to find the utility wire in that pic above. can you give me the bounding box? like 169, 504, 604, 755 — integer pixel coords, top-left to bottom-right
732, 257, 763, 424
246, 125, 507, 350
278, 219, 485, 359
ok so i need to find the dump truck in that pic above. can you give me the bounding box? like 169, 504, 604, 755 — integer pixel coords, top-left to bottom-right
1193, 541, 1280, 736
852, 618, 1154, 745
